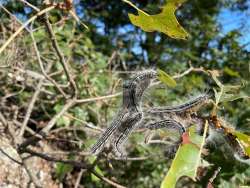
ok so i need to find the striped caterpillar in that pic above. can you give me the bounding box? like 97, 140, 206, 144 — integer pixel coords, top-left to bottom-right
147, 93, 211, 115
122, 70, 157, 111
145, 119, 186, 136
91, 70, 157, 156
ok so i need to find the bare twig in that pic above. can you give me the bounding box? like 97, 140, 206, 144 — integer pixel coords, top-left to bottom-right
76, 92, 121, 104
42, 99, 76, 133
74, 169, 85, 188
18, 73, 47, 141
18, 0, 40, 11
91, 170, 127, 188
23, 147, 89, 169
18, 104, 71, 149
0, 4, 31, 32
0, 5, 55, 54
30, 26, 68, 98
0, 147, 23, 165
43, 13, 78, 97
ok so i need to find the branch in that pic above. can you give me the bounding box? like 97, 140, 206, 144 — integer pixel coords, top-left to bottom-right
18, 63, 52, 141
43, 13, 78, 97
0, 5, 55, 54
76, 92, 121, 104
30, 27, 68, 98
23, 148, 89, 169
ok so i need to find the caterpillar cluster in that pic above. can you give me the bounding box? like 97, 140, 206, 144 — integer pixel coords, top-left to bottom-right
90, 70, 249, 162
91, 70, 157, 156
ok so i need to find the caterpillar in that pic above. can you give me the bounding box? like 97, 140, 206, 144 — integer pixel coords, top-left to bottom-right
112, 112, 142, 156
145, 119, 186, 136
90, 109, 128, 155
123, 70, 157, 111
90, 70, 156, 155
148, 93, 211, 115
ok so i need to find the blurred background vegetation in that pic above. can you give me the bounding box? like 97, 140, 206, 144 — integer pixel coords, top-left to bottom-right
0, 0, 250, 187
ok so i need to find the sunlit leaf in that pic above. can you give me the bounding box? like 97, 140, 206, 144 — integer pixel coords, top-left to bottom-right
124, 0, 189, 39
161, 122, 208, 188
157, 69, 177, 88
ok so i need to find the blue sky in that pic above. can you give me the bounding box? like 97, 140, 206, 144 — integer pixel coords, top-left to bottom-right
1, 0, 250, 51
218, 4, 250, 51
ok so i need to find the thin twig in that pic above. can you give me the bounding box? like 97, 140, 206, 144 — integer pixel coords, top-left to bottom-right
18, 0, 40, 11
42, 99, 76, 133
76, 92, 121, 104
43, 13, 78, 97
0, 5, 55, 54
91, 170, 127, 188
23, 148, 89, 169
0, 4, 31, 32
18, 75, 46, 141
18, 61, 53, 141
74, 169, 85, 188
30, 26, 68, 98
0, 147, 23, 165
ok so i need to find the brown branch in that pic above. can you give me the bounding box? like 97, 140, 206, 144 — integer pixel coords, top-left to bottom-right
18, 76, 45, 141
43, 13, 78, 97
18, 0, 78, 97
91, 170, 127, 188
30, 27, 68, 98
76, 92, 121, 104
22, 147, 126, 188
23, 147, 89, 169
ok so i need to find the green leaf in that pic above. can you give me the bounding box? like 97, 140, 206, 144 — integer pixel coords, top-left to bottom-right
232, 131, 250, 157
91, 165, 105, 182
157, 69, 177, 88
224, 67, 240, 77
124, 0, 189, 39
161, 122, 208, 188
55, 162, 73, 181
87, 156, 104, 182
210, 72, 248, 104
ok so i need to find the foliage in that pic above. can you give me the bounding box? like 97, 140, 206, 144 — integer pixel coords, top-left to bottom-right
0, 0, 250, 187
